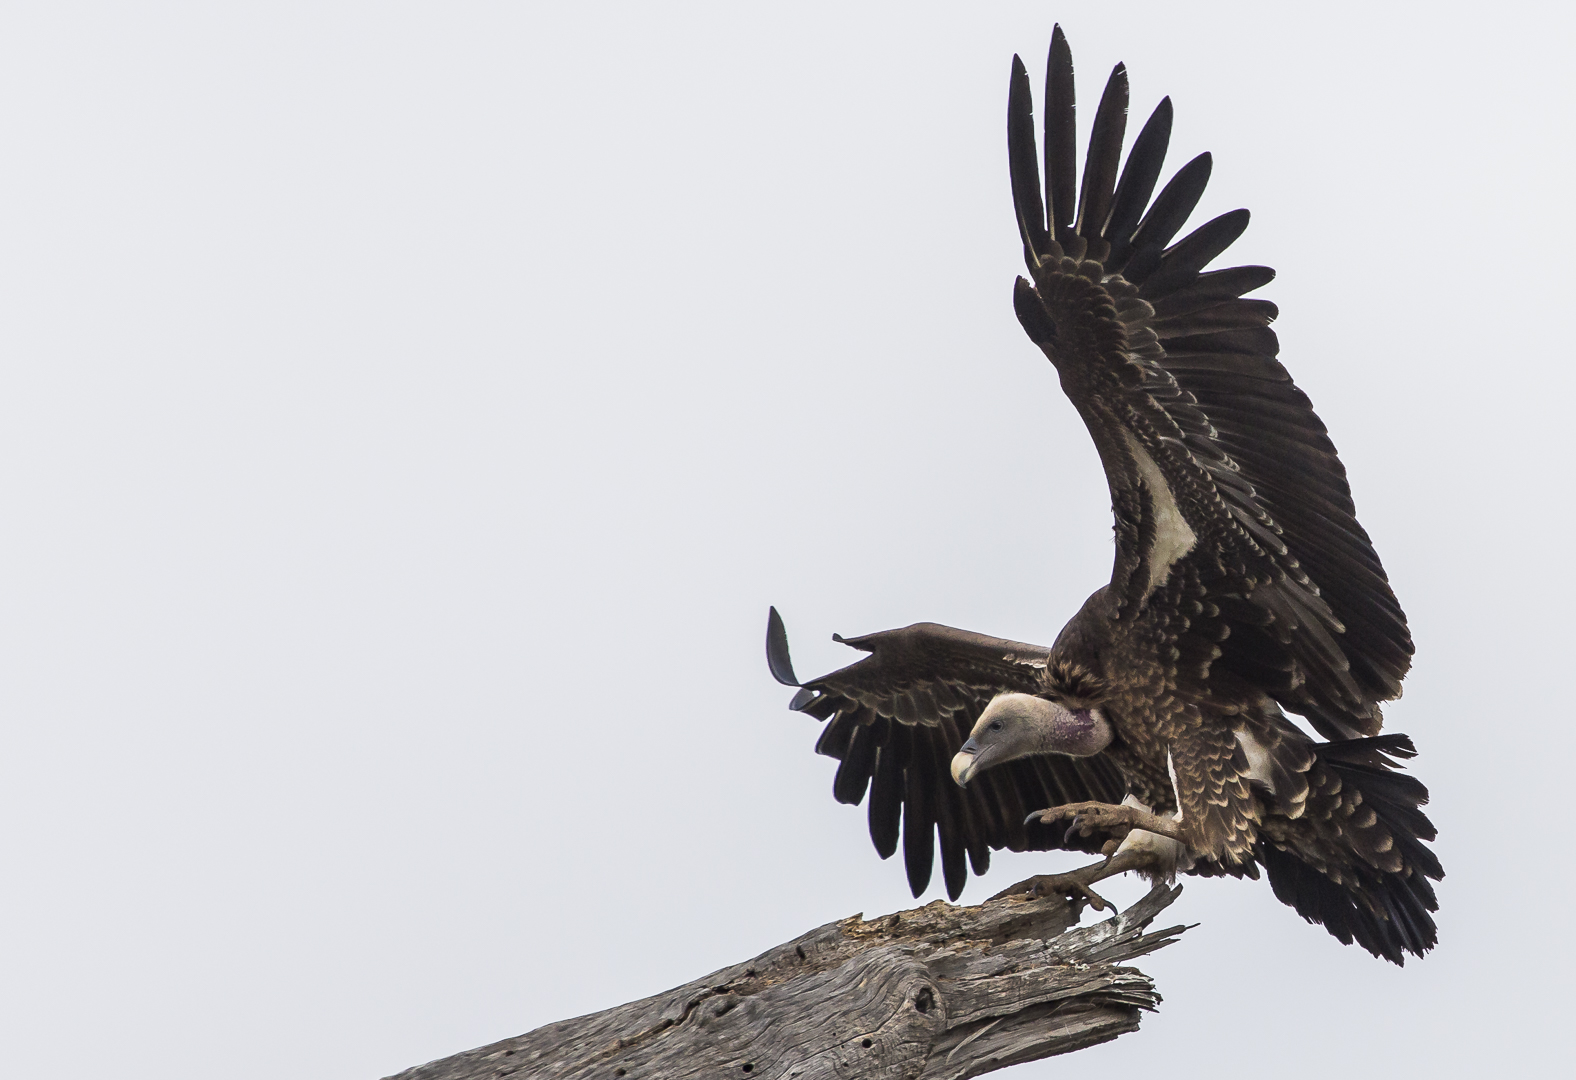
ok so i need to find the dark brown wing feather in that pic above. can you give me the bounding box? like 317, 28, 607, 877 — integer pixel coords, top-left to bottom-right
766, 609, 1125, 899
1007, 31, 1412, 740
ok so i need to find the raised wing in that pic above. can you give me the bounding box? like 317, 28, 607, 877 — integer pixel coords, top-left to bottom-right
767, 608, 1125, 899
1007, 27, 1412, 740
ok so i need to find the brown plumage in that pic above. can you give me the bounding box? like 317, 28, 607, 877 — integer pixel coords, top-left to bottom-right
767, 26, 1442, 964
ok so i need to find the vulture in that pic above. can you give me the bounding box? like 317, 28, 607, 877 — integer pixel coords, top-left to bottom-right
766, 26, 1442, 964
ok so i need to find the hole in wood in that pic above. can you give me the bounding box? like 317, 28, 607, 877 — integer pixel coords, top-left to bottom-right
742, 1064, 754, 1073
861, 1038, 873, 1049
914, 988, 933, 1014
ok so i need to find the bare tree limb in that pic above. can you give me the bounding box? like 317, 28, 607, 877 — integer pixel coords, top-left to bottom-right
384, 884, 1189, 1080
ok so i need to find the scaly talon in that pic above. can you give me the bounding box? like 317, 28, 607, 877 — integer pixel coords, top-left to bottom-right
988, 870, 1111, 910
1026, 800, 1184, 842
986, 846, 1175, 911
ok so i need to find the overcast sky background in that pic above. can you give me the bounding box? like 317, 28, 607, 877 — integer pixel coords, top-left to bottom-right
0, 3, 1570, 1077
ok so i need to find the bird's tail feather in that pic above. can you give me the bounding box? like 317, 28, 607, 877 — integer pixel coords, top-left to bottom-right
1257, 734, 1442, 964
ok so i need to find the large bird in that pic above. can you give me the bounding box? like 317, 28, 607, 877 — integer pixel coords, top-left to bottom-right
767, 26, 1442, 964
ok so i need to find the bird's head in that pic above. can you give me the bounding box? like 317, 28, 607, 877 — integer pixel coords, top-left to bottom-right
949, 692, 1112, 787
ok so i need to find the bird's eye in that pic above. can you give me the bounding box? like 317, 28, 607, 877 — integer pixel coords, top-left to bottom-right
989, 720, 1003, 731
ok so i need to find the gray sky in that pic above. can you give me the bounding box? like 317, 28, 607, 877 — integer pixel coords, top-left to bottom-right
0, 3, 1570, 1077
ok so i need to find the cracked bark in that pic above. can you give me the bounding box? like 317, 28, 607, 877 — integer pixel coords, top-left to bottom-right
383, 884, 1188, 1080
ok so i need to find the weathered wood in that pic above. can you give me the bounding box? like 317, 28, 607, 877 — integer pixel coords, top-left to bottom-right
384, 885, 1188, 1080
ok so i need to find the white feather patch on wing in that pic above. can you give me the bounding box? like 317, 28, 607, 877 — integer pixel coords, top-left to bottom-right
1124, 430, 1197, 596
1235, 730, 1277, 793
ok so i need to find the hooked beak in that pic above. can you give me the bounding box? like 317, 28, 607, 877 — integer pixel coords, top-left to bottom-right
950, 737, 982, 788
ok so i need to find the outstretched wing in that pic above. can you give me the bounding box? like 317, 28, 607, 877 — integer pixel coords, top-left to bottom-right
767, 608, 1125, 900
1007, 27, 1412, 740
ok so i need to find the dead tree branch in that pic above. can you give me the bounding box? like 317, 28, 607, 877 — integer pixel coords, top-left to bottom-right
384, 884, 1189, 1080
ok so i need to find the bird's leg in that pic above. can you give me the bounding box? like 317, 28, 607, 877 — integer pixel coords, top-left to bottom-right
985, 848, 1160, 912
1028, 800, 1185, 844
988, 800, 1191, 911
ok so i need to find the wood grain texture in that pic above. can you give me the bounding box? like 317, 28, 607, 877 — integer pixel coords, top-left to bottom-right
384, 885, 1188, 1080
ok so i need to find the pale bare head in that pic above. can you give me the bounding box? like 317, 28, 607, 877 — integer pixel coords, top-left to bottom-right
949, 692, 1113, 787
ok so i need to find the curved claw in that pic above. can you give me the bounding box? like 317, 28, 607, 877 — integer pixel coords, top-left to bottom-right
1024, 871, 1113, 913
1026, 802, 1099, 829
1025, 807, 1068, 828
1064, 881, 1113, 912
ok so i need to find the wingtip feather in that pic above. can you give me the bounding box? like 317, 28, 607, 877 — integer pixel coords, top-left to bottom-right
1045, 24, 1077, 236
766, 606, 801, 687
1008, 53, 1048, 266
1075, 61, 1129, 240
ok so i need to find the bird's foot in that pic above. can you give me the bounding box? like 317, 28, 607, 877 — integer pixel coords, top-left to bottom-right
985, 847, 1165, 912
1026, 800, 1184, 845
986, 861, 1118, 911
